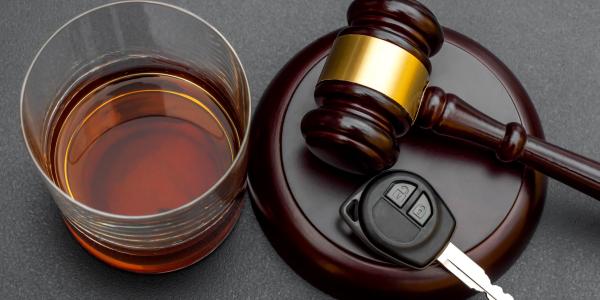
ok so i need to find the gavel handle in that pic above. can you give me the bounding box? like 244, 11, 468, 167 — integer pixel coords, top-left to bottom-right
418, 86, 600, 199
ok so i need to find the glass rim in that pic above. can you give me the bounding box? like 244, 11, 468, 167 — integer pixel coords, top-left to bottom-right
20, 0, 252, 221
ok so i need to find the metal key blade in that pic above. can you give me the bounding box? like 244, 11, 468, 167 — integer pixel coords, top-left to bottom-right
437, 243, 514, 300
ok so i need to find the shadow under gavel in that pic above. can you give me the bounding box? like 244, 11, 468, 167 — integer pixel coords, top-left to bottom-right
300, 0, 600, 199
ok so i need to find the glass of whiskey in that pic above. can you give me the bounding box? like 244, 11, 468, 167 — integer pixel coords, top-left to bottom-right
20, 1, 250, 273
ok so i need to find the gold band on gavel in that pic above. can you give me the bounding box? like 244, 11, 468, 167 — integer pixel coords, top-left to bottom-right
318, 34, 429, 123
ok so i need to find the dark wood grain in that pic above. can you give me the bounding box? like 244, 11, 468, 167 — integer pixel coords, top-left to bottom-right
301, 0, 599, 198
344, 0, 444, 69
302, 0, 445, 175
248, 28, 546, 299
419, 86, 600, 198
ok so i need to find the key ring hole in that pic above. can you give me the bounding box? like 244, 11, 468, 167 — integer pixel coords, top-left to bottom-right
345, 199, 359, 222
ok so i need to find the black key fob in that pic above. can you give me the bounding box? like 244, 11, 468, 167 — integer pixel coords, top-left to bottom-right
340, 170, 456, 269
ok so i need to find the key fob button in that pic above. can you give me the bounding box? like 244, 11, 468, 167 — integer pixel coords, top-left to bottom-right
340, 172, 512, 298
408, 193, 432, 226
340, 170, 456, 269
385, 182, 416, 208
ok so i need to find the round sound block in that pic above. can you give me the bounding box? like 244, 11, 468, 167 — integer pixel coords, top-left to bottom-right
248, 28, 547, 299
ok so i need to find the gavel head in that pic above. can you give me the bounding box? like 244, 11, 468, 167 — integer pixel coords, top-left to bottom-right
300, 0, 444, 175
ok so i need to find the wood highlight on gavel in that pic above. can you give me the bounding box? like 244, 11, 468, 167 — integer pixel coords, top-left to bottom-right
300, 0, 600, 198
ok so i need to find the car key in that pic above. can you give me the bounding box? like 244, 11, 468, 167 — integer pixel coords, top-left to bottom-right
340, 170, 513, 300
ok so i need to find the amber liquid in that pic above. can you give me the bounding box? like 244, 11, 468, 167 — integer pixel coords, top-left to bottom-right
49, 69, 237, 216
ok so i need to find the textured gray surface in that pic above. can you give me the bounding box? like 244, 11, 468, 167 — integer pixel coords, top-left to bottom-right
1, 0, 599, 299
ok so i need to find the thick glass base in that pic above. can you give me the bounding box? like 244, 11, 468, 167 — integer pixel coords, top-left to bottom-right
65, 199, 244, 274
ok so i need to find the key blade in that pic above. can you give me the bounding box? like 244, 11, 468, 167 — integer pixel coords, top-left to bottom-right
437, 243, 513, 300
485, 285, 513, 300
437, 243, 485, 292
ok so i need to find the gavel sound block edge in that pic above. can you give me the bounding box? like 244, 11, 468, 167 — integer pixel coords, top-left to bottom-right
248, 27, 545, 299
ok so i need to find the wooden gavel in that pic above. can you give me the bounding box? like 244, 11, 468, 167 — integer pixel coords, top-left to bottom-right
301, 0, 600, 198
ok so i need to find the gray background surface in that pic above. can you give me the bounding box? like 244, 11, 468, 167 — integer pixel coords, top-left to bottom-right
1, 0, 599, 299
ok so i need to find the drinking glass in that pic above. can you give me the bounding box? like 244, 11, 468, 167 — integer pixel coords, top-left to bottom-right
20, 1, 250, 273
